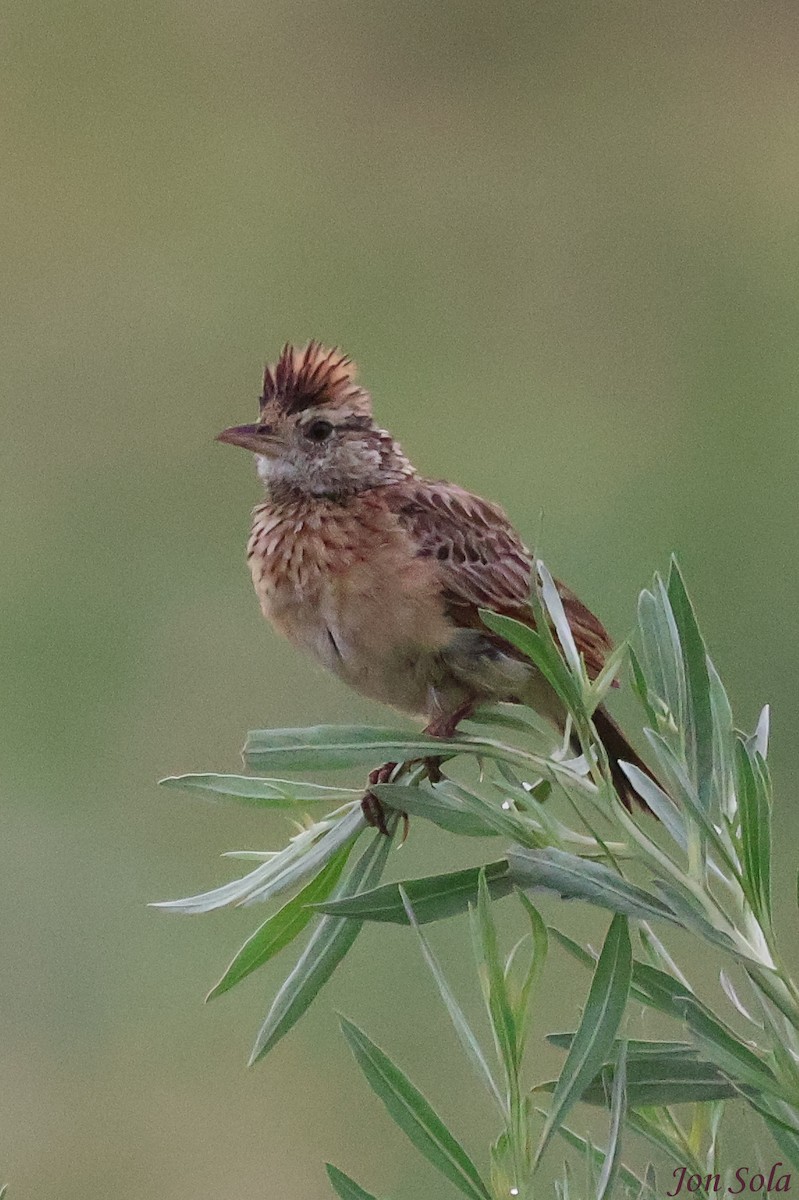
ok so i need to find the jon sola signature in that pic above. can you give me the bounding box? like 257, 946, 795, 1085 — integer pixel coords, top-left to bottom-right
668, 1163, 792, 1194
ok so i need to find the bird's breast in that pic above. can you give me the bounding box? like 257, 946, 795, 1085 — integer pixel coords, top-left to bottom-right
246, 494, 454, 712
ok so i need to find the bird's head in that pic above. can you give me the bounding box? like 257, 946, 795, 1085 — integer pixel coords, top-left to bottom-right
217, 342, 413, 499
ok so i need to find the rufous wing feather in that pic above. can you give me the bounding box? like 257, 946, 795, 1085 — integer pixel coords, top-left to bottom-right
386, 480, 612, 677
387, 479, 651, 813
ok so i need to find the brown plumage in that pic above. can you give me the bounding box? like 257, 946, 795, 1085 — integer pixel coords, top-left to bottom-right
218, 342, 652, 821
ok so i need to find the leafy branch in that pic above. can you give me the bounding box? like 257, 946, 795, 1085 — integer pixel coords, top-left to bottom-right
155, 559, 799, 1196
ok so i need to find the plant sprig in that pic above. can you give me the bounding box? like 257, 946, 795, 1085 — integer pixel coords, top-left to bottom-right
156, 558, 799, 1196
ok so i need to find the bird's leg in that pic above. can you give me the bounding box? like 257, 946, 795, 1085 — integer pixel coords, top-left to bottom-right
422, 699, 476, 780
361, 762, 399, 837
361, 701, 476, 838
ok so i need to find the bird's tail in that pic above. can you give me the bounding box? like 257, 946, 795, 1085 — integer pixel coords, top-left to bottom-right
591, 706, 656, 815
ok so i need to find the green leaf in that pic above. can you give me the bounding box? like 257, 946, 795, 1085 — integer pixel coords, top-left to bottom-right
638, 921, 692, 990
552, 929, 709, 1027
245, 724, 457, 772
369, 782, 498, 838
667, 559, 714, 808
206, 846, 351, 1000
467, 704, 553, 738
151, 804, 365, 915
624, 1109, 701, 1175
635, 1163, 658, 1200
637, 582, 685, 732
585, 640, 629, 711
538, 560, 583, 677
676, 996, 788, 1102
596, 1040, 627, 1200
628, 645, 659, 728
340, 1017, 492, 1200
753, 703, 770, 757
401, 886, 504, 1111
473, 868, 519, 1079
159, 772, 359, 807
315, 860, 514, 925
432, 780, 550, 848
244, 723, 544, 776
644, 730, 742, 883
489, 1127, 517, 1200
249, 828, 392, 1064
538, 1114, 645, 1195
735, 737, 772, 927
538, 1055, 739, 1106
648, 879, 739, 958
744, 1092, 799, 1143
760, 1108, 799, 1170
536, 914, 632, 1162
707, 658, 735, 817
325, 1164, 379, 1200
479, 609, 582, 712
617, 763, 687, 852
549, 926, 596, 969
547, 1034, 697, 1060
508, 847, 678, 924
512, 891, 548, 1056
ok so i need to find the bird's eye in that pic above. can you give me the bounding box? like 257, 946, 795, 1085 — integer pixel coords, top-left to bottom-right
304, 419, 334, 442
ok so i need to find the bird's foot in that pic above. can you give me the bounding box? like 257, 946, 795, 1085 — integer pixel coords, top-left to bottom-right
361, 707, 473, 840
423, 700, 475, 740
420, 702, 475, 783
362, 761, 397, 836
361, 762, 410, 842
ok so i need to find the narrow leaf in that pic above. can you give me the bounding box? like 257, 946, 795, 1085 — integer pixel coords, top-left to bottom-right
206, 846, 351, 1000
676, 996, 788, 1102
434, 779, 550, 848
538, 1114, 645, 1194
538, 1055, 738, 1106
159, 772, 358, 806
152, 805, 364, 914
753, 704, 770, 758
369, 782, 498, 838
340, 1017, 492, 1200
667, 560, 714, 807
474, 869, 518, 1079
479, 609, 582, 711
547, 1034, 696, 1059
536, 915, 632, 1161
596, 1040, 627, 1200
538, 560, 583, 677
761, 1110, 799, 1170
325, 1164, 379, 1200
707, 657, 735, 818
628, 645, 659, 728
735, 737, 772, 927
637, 584, 685, 731
513, 891, 548, 1054
625, 1110, 701, 1175
315, 860, 513, 925
249, 829, 392, 1064
244, 724, 543, 775
617, 763, 687, 851
401, 887, 504, 1111
508, 847, 678, 924
649, 879, 739, 957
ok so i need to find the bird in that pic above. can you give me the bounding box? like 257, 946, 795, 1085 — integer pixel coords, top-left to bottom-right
217, 341, 653, 831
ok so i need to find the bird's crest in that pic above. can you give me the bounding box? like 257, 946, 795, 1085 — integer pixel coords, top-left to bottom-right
260, 342, 370, 417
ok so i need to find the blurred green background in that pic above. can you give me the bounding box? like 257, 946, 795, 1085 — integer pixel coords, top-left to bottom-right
3, 0, 799, 1195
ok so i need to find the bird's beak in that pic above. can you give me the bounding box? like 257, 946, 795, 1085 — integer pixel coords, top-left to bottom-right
216, 424, 280, 455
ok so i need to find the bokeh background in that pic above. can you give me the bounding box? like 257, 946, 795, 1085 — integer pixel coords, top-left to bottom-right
3, 1, 799, 1195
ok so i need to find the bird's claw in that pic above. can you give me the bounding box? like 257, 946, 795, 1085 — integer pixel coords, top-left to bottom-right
361, 761, 410, 842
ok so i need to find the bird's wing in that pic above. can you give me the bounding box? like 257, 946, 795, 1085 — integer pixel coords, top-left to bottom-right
385, 479, 613, 680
